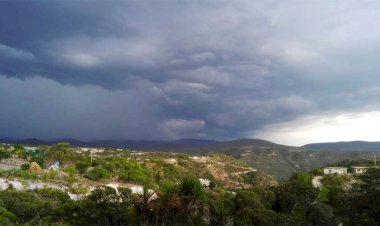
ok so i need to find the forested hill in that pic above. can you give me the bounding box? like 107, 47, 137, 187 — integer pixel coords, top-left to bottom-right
182, 139, 377, 179
302, 141, 380, 151
0, 138, 291, 153
226, 147, 376, 180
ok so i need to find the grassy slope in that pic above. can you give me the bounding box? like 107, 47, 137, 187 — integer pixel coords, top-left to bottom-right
225, 147, 376, 180
0, 145, 277, 191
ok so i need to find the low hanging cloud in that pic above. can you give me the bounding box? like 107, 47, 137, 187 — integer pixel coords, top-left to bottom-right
161, 119, 206, 139
1, 1, 380, 141
0, 43, 35, 61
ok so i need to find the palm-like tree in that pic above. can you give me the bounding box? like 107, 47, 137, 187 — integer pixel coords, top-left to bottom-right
132, 186, 158, 226
210, 201, 233, 226
156, 182, 181, 225
178, 176, 209, 225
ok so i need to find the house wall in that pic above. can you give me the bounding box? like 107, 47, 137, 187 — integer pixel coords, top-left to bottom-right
352, 168, 368, 174
323, 168, 347, 175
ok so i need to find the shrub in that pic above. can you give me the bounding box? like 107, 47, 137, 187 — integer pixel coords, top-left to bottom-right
21, 164, 30, 171
46, 170, 58, 180
31, 156, 45, 168
0, 207, 17, 225
75, 160, 91, 174
0, 190, 48, 223
120, 169, 148, 184
0, 150, 11, 160
64, 166, 77, 176
85, 166, 110, 181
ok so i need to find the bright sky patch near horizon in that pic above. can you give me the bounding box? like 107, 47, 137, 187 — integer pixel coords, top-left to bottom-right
1, 1, 380, 145
255, 111, 380, 146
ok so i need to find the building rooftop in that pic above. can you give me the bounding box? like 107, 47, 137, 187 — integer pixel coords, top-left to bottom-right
324, 167, 347, 169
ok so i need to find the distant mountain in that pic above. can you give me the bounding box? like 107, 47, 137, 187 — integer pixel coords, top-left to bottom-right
303, 141, 380, 151
0, 138, 88, 147
0, 137, 287, 152
189, 138, 295, 154
172, 139, 218, 147
187, 139, 377, 180
0, 138, 218, 151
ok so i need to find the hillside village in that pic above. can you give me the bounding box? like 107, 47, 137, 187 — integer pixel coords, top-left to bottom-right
0, 143, 276, 198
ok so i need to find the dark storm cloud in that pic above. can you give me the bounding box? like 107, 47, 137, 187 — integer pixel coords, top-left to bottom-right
2, 0, 380, 140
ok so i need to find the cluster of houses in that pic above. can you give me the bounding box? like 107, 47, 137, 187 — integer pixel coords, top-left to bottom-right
323, 166, 371, 175
0, 146, 61, 171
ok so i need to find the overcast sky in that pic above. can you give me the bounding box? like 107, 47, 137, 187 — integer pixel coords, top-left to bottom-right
2, 1, 380, 145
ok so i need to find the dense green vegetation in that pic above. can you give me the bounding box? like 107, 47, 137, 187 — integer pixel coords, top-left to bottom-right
0, 143, 379, 225
0, 169, 377, 225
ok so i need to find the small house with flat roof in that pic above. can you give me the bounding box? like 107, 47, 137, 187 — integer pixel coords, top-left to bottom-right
323, 167, 347, 175
351, 166, 369, 174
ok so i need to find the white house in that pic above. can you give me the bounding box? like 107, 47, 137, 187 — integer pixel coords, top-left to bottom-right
48, 161, 60, 171
163, 158, 178, 165
351, 166, 369, 174
24, 146, 37, 152
323, 167, 347, 175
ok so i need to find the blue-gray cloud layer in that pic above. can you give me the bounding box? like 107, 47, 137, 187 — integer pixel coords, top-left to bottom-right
1, 1, 380, 140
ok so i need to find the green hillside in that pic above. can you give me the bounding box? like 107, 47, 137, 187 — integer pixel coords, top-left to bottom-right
224, 147, 376, 179
177, 139, 376, 180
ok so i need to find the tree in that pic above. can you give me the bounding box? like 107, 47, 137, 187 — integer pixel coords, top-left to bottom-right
233, 191, 277, 226
305, 202, 336, 226
156, 182, 181, 225
341, 168, 380, 225
177, 176, 208, 225
319, 174, 347, 205
132, 186, 158, 226
235, 191, 264, 210
31, 155, 45, 168
234, 208, 277, 226
13, 144, 24, 151
75, 159, 91, 174
274, 173, 317, 213
273, 173, 319, 225
210, 195, 234, 226
80, 186, 135, 225
85, 166, 110, 180
0, 190, 50, 224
